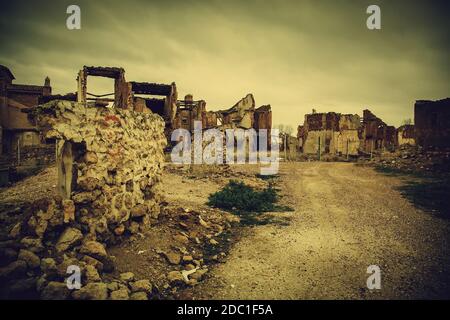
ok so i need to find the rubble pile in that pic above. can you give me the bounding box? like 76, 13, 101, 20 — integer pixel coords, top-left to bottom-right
369, 145, 450, 174
0, 100, 168, 299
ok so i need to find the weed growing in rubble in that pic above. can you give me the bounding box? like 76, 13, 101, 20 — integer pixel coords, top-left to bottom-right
208, 180, 294, 226
207, 180, 277, 213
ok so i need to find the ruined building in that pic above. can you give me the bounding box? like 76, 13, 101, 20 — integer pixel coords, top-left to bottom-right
299, 112, 361, 156
76, 66, 177, 137
359, 109, 396, 153
397, 124, 415, 146
414, 98, 450, 149
215, 93, 272, 132
173, 94, 217, 131
0, 65, 52, 154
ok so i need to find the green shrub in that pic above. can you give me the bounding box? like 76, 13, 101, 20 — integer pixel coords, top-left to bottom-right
207, 180, 277, 212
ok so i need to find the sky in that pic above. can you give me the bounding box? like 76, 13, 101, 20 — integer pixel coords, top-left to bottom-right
0, 0, 449, 129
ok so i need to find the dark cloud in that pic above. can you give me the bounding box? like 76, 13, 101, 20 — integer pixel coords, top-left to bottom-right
0, 0, 448, 127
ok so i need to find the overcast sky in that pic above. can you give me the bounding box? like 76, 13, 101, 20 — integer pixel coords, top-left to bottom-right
1, 0, 448, 128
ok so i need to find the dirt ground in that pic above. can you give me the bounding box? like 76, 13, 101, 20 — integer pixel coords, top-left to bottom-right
187, 162, 450, 299
1, 162, 449, 299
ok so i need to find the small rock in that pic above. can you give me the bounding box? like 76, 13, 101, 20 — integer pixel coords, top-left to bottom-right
114, 224, 125, 236
40, 258, 57, 274
130, 204, 147, 218
110, 288, 129, 300
62, 200, 76, 224
129, 292, 148, 300
106, 281, 120, 291
209, 239, 219, 245
130, 279, 152, 294
163, 251, 181, 265
56, 227, 83, 252
80, 241, 107, 260
167, 271, 184, 286
18, 249, 40, 269
182, 255, 193, 263
85, 264, 101, 282
81, 255, 104, 272
199, 216, 209, 228
20, 237, 44, 253
72, 282, 108, 300
119, 272, 135, 283
41, 281, 70, 300
9, 222, 22, 238
174, 234, 189, 244
190, 268, 208, 281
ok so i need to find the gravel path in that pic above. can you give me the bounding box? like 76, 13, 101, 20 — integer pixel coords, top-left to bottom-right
193, 162, 450, 299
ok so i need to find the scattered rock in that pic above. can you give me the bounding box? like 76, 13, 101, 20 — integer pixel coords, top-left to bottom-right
163, 251, 181, 265
174, 234, 189, 244
56, 227, 83, 252
131, 204, 147, 218
167, 271, 184, 286
190, 268, 208, 281
130, 279, 152, 294
62, 199, 76, 223
80, 241, 107, 260
129, 291, 148, 300
81, 255, 104, 272
20, 237, 44, 253
199, 216, 209, 228
18, 249, 40, 269
9, 222, 22, 239
40, 258, 57, 275
110, 288, 129, 300
72, 282, 108, 300
85, 264, 101, 282
41, 281, 70, 300
119, 272, 135, 283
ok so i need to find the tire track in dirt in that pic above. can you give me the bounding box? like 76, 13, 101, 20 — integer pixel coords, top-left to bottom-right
191, 162, 450, 299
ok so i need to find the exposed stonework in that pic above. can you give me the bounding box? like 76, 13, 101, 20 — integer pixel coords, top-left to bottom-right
0, 99, 166, 299
29, 99, 166, 242
360, 109, 396, 153
300, 112, 360, 156
216, 94, 256, 129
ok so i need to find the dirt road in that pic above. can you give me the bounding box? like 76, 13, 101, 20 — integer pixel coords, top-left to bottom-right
192, 162, 450, 299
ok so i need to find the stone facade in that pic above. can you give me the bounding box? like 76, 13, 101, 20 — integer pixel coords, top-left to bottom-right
300, 112, 360, 156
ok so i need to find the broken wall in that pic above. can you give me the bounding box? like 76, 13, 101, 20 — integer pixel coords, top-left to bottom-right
415, 98, 450, 149
31, 100, 167, 242
302, 112, 360, 155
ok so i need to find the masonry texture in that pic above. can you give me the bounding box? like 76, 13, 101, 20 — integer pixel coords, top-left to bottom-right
30, 100, 166, 242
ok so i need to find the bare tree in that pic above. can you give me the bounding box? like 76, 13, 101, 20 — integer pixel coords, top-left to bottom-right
402, 118, 412, 125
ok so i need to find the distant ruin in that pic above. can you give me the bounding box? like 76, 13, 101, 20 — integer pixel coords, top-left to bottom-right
415, 98, 450, 149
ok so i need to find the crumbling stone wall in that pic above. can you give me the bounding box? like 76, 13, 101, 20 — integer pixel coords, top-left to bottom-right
0, 100, 166, 299
31, 100, 166, 242
301, 112, 360, 156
